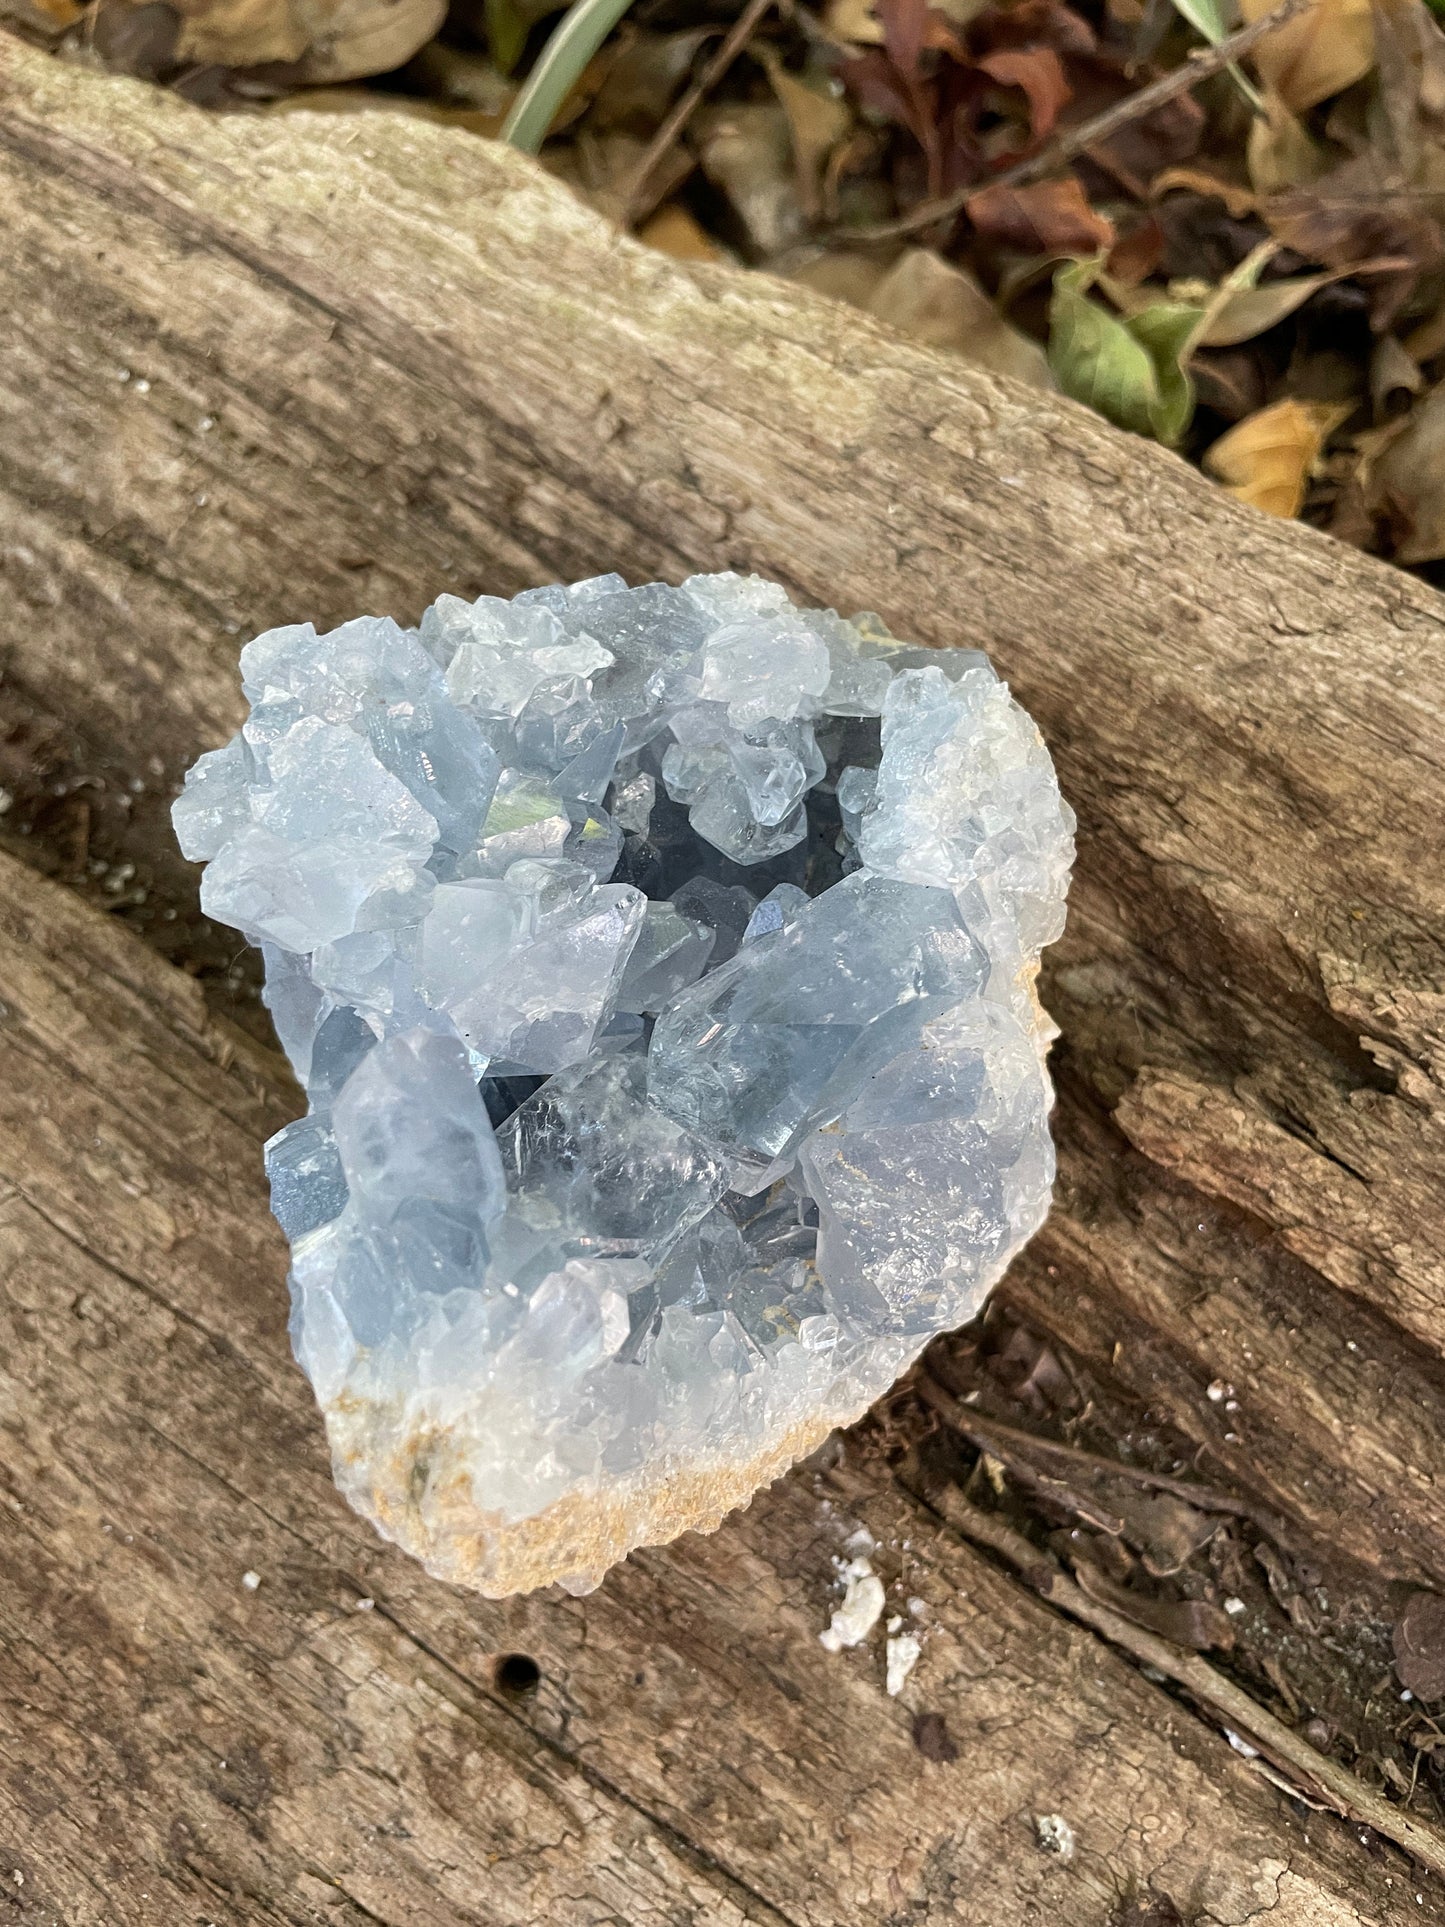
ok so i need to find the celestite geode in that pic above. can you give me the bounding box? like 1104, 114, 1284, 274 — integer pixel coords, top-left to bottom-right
174, 573, 1074, 1596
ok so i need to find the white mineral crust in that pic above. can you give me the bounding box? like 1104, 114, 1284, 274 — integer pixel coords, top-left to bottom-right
175, 573, 1074, 1597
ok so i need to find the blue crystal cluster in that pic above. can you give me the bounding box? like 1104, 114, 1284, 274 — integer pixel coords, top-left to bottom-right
175, 573, 1073, 1595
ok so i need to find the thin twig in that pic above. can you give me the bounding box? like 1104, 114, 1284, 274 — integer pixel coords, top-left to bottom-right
916, 1370, 1298, 1542
853, 0, 1313, 243
617, 0, 777, 226
919, 1476, 1445, 1881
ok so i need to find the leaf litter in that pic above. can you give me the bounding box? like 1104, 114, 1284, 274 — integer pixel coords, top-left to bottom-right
13, 0, 1445, 521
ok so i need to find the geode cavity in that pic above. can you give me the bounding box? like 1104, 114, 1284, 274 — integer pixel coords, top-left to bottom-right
174, 573, 1074, 1596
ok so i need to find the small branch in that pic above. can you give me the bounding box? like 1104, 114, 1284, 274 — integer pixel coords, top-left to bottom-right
916, 1370, 1301, 1545
920, 1475, 1445, 1882
854, 0, 1313, 244
616, 0, 776, 227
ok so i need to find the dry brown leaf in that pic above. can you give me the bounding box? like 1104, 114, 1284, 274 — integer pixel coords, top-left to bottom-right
832, 0, 988, 35
1368, 380, 1445, 558
1404, 301, 1445, 362
1204, 397, 1352, 516
823, 0, 885, 44
570, 129, 690, 213
637, 203, 724, 263
588, 29, 710, 134
696, 101, 806, 257
1199, 255, 1410, 346
967, 176, 1115, 254
1246, 89, 1329, 194
134, 0, 447, 78
1263, 151, 1443, 324
975, 45, 1072, 141
863, 248, 1055, 387
1200, 273, 1332, 346
4, 0, 84, 31
762, 55, 854, 221
786, 249, 894, 306
1107, 215, 1166, 287
1151, 166, 1258, 218
1240, 0, 1375, 111
1370, 331, 1425, 411
1371, 0, 1445, 175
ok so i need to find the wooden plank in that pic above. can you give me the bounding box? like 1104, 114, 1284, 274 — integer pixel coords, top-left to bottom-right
0, 845, 1428, 1923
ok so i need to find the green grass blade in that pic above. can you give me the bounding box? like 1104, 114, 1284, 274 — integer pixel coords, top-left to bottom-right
500, 0, 639, 152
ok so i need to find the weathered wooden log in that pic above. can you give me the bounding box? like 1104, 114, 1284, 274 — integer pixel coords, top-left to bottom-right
0, 840, 1424, 1924
3, 35, 1445, 1918
5, 37, 1445, 1585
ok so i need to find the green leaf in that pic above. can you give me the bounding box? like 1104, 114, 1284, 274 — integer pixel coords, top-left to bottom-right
500, 0, 638, 152
485, 0, 532, 75
1128, 302, 1205, 445
1047, 259, 1204, 445
1047, 260, 1160, 437
1163, 0, 1264, 110
1166, 0, 1228, 39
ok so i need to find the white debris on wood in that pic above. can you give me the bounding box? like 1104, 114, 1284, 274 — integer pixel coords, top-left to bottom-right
819, 1557, 886, 1652
885, 1630, 922, 1696
1034, 1814, 1075, 1862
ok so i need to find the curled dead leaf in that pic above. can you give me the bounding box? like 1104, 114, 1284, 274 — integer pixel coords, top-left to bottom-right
1240, 0, 1375, 112
786, 248, 1054, 388
1199, 274, 1328, 347
975, 44, 1072, 141
1151, 166, 1258, 219
1204, 397, 1352, 517
1107, 216, 1166, 287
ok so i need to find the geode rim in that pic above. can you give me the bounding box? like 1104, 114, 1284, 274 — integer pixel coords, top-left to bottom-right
174, 571, 1074, 1597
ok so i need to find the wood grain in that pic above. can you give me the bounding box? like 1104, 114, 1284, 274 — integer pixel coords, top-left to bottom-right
2, 35, 1445, 1918
0, 843, 1426, 1924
